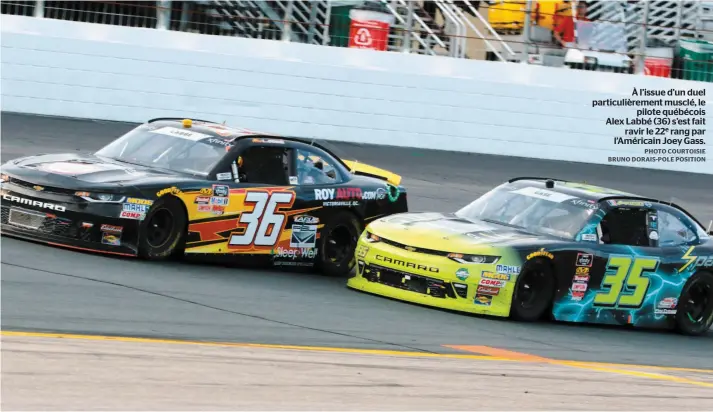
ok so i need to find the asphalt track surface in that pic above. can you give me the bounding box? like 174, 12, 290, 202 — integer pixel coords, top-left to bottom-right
1, 113, 712, 371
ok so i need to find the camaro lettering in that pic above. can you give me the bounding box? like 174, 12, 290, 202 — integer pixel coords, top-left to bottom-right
2, 194, 66, 212
375, 255, 439, 273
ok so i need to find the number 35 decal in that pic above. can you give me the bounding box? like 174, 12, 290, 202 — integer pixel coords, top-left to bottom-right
229, 191, 296, 247
593, 255, 660, 308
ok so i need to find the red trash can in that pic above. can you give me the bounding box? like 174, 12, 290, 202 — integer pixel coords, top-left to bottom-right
348, 8, 395, 51
644, 48, 673, 78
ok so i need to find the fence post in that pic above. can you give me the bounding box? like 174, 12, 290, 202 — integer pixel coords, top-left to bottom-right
156, 0, 171, 30
636, 0, 649, 75
34, 0, 44, 18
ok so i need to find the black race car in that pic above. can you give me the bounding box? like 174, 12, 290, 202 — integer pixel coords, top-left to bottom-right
0, 118, 407, 276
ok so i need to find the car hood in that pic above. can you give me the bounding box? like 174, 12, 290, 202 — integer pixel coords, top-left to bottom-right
2, 153, 190, 190
367, 212, 557, 253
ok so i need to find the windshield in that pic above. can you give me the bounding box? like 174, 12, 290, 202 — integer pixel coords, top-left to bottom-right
95, 125, 230, 175
455, 185, 598, 239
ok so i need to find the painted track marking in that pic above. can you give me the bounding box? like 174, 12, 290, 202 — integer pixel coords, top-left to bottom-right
3, 330, 713, 388
444, 344, 713, 388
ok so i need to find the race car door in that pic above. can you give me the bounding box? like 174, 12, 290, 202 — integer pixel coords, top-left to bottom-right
559, 203, 662, 326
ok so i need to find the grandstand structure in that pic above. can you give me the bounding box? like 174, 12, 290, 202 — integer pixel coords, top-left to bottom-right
2, 1, 712, 81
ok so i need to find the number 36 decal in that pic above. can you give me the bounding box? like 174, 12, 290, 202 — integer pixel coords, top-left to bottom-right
593, 255, 660, 308
229, 191, 296, 247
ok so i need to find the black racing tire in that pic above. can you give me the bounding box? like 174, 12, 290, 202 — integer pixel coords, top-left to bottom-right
509, 257, 556, 322
138, 196, 187, 260
674, 271, 713, 336
316, 210, 361, 277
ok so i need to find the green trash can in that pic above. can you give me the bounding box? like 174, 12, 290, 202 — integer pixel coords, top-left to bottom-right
679, 39, 713, 82
328, 1, 364, 47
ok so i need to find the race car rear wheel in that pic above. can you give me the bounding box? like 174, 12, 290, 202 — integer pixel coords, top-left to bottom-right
674, 271, 713, 336
317, 211, 361, 277
138, 196, 187, 260
510, 258, 556, 322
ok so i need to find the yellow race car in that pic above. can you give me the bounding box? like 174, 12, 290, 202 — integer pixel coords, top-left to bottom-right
347, 177, 713, 335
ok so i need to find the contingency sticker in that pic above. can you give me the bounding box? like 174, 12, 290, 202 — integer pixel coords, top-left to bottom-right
290, 224, 317, 248
510, 186, 577, 203
474, 294, 493, 306
101, 232, 121, 246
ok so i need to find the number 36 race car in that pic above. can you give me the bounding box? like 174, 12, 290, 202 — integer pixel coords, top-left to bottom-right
348, 177, 713, 335
0, 118, 407, 276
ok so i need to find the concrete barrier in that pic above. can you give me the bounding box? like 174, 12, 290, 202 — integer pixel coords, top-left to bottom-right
1, 14, 711, 174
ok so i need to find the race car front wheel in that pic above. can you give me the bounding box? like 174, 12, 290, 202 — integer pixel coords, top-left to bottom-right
675, 271, 713, 336
510, 257, 556, 322
138, 196, 187, 260
316, 211, 361, 277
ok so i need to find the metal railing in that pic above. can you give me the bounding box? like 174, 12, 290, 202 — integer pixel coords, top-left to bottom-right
2, 1, 713, 83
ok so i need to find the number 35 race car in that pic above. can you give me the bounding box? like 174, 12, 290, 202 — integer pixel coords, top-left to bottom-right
348, 177, 713, 335
0, 118, 407, 276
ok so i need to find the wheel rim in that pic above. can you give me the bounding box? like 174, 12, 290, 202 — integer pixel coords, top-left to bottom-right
325, 225, 355, 264
684, 279, 713, 324
516, 270, 547, 309
146, 208, 174, 248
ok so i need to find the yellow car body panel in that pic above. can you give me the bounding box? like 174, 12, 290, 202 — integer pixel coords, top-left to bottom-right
347, 213, 528, 317
342, 159, 402, 186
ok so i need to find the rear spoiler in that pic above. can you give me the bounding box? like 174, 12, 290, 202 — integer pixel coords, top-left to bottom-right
342, 159, 401, 186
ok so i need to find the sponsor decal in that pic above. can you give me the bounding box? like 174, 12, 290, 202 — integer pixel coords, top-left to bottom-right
479, 278, 506, 288
157, 187, 181, 197
481, 271, 510, 281
581, 233, 598, 242
119, 210, 143, 220
649, 231, 659, 240
273, 261, 315, 267
289, 176, 298, 185
495, 265, 520, 275
273, 246, 317, 260
210, 197, 229, 206
100, 224, 123, 234
571, 291, 585, 301
323, 201, 359, 207
474, 294, 493, 306
575, 266, 589, 276
295, 215, 319, 224
195, 196, 210, 204
290, 224, 317, 248
576, 253, 593, 267
101, 232, 121, 246
314, 188, 362, 201
356, 244, 369, 259
197, 204, 212, 212
571, 282, 588, 292
655, 309, 677, 315
2, 194, 66, 212
573, 275, 589, 282
455, 268, 470, 281
362, 188, 387, 201
375, 255, 439, 273
126, 198, 153, 205
38, 161, 108, 175
657, 297, 678, 309
252, 138, 284, 144
607, 200, 652, 207
211, 205, 225, 215
679, 247, 713, 273
216, 172, 233, 181
476, 285, 500, 296
527, 248, 554, 260
199, 188, 213, 195
123, 203, 150, 214
212, 185, 229, 197
569, 198, 599, 210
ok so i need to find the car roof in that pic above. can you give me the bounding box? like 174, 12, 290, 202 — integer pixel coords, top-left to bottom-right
506, 177, 704, 227
507, 177, 640, 201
